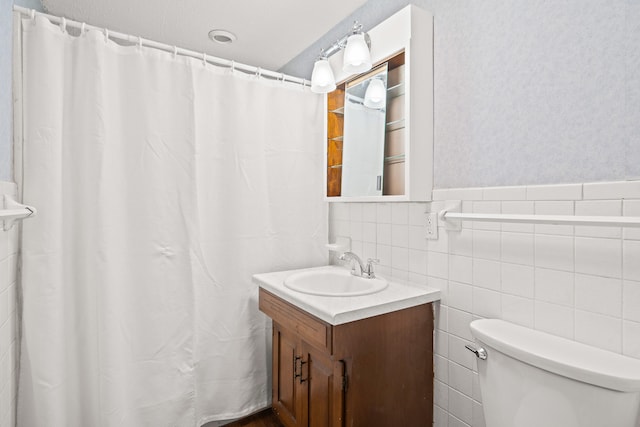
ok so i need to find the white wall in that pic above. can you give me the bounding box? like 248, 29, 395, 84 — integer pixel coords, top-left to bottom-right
0, 181, 19, 426
330, 179, 640, 427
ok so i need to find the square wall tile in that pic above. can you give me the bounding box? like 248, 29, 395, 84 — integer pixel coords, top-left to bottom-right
624, 240, 640, 281
575, 310, 622, 353
534, 201, 574, 236
377, 203, 392, 223
535, 268, 574, 307
623, 200, 640, 240
391, 224, 409, 247
391, 246, 409, 272
428, 277, 449, 306
535, 301, 574, 339
623, 280, 640, 322
448, 308, 473, 341
473, 288, 501, 318
449, 255, 472, 284
473, 230, 501, 261
501, 263, 535, 298
409, 203, 428, 226
623, 321, 640, 359
448, 388, 473, 425
472, 201, 501, 231
449, 229, 473, 257
349, 203, 363, 222
575, 237, 622, 278
535, 235, 574, 272
408, 249, 428, 275
473, 259, 501, 291
502, 232, 534, 266
362, 203, 377, 222
429, 251, 449, 279
448, 361, 474, 397
575, 200, 622, 239
408, 226, 428, 251
501, 294, 534, 328
376, 223, 392, 246
391, 203, 409, 225
575, 274, 622, 318
501, 201, 535, 233
448, 281, 473, 312
449, 334, 475, 369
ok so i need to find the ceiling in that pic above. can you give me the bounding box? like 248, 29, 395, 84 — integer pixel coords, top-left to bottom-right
41, 0, 368, 73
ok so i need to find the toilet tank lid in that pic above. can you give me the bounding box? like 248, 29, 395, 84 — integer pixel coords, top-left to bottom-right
470, 319, 640, 393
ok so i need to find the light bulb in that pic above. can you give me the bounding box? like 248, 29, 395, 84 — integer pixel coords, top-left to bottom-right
343, 33, 372, 74
310, 58, 336, 93
363, 78, 387, 109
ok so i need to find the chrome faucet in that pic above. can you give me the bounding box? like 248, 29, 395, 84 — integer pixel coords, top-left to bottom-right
339, 252, 379, 279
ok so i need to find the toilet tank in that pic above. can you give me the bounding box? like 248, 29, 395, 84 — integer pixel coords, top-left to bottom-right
470, 319, 640, 427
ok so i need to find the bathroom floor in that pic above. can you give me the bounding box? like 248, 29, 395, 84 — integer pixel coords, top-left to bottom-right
224, 409, 283, 427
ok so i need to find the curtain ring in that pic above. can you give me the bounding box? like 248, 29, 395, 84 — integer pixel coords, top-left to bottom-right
59, 17, 66, 33
173, 46, 177, 59
80, 22, 86, 35
30, 9, 35, 20
104, 28, 109, 43
230, 60, 235, 73
255, 67, 261, 78
281, 73, 286, 84
202, 52, 207, 66
138, 36, 143, 50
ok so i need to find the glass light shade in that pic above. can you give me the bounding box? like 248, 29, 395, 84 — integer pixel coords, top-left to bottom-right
310, 58, 336, 93
342, 33, 372, 73
363, 79, 387, 109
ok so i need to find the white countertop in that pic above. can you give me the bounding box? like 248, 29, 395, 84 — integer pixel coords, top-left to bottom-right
253, 265, 441, 325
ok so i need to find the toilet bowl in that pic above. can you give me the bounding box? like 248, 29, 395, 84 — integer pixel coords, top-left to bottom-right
469, 319, 640, 427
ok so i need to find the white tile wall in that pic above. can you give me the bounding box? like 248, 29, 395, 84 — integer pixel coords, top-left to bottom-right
328, 180, 640, 427
0, 181, 18, 427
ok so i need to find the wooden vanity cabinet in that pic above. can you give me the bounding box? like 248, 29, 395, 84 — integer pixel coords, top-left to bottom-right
259, 288, 434, 427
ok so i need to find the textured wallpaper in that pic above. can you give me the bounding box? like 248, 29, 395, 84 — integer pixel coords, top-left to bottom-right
282, 0, 640, 188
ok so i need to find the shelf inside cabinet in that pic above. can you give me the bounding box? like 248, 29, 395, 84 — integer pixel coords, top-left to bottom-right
387, 82, 405, 99
386, 119, 405, 132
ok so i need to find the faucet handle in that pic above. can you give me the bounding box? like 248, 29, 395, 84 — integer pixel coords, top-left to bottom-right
363, 258, 379, 278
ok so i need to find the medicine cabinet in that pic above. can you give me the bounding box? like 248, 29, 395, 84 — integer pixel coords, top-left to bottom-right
324, 5, 433, 202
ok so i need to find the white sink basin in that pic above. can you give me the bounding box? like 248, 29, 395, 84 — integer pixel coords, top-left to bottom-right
284, 268, 388, 297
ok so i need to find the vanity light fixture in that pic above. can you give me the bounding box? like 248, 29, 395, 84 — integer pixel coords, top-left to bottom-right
310, 21, 372, 94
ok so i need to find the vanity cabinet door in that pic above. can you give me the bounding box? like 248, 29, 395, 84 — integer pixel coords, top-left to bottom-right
299, 343, 344, 427
272, 324, 303, 427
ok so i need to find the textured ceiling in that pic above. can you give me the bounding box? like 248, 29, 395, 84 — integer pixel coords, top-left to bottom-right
41, 0, 368, 73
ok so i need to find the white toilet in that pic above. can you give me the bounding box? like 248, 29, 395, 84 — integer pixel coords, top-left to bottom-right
469, 319, 640, 427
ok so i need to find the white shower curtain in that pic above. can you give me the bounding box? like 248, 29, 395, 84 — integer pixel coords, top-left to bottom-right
16, 15, 326, 427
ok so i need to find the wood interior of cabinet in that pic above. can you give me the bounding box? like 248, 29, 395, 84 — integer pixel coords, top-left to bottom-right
326, 86, 345, 197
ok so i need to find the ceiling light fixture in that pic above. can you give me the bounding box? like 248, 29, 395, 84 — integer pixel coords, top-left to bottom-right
310, 21, 372, 94
208, 29, 237, 44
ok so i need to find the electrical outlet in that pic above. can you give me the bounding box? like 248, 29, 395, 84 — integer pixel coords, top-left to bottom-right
426, 212, 438, 240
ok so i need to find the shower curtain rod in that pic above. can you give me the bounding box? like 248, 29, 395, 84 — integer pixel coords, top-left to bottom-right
13, 5, 311, 87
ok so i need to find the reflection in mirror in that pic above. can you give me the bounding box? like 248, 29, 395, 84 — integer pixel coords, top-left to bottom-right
341, 64, 388, 197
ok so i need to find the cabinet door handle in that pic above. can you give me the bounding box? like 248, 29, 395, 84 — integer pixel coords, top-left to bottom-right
294, 356, 307, 383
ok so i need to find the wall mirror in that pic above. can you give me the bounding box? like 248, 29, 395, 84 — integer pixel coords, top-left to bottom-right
324, 5, 433, 202
341, 64, 388, 197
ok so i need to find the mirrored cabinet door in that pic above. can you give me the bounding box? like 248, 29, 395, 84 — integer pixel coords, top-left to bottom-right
324, 5, 433, 202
